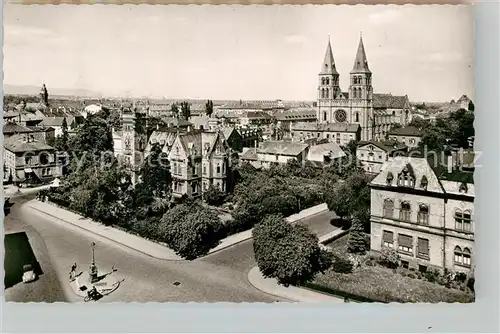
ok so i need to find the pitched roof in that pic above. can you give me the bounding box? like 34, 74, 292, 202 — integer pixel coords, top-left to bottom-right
351, 36, 371, 74
40, 117, 66, 127
307, 142, 346, 162
240, 147, 258, 161
3, 122, 33, 135
4, 134, 55, 153
243, 111, 273, 119
320, 38, 339, 75
257, 141, 309, 156
275, 109, 317, 121
388, 126, 422, 137
373, 94, 409, 109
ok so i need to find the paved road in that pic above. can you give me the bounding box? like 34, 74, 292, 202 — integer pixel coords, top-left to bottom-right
4, 196, 336, 303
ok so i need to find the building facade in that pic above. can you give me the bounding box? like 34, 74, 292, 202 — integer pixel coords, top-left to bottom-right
316, 36, 411, 141
291, 122, 360, 147
3, 134, 60, 185
369, 155, 475, 274
356, 140, 408, 174
388, 126, 423, 149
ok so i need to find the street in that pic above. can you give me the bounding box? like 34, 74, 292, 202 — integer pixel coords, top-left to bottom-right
4, 195, 336, 303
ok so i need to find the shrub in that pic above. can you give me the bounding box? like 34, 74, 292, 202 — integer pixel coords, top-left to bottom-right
454, 272, 467, 283
158, 202, 225, 260
203, 185, 226, 206
467, 276, 475, 293
252, 214, 332, 286
425, 269, 440, 283
377, 249, 400, 269
331, 255, 354, 274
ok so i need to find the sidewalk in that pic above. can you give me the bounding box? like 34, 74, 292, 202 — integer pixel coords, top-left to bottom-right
4, 184, 54, 198
247, 267, 344, 303
27, 200, 184, 261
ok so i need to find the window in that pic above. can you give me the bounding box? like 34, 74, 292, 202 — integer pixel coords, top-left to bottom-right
25, 154, 33, 165
399, 202, 411, 221
386, 171, 394, 185
203, 182, 208, 191
454, 246, 472, 267
222, 162, 226, 174
417, 204, 429, 225
322, 78, 325, 85
401, 260, 409, 269
216, 163, 221, 174
382, 230, 394, 248
383, 199, 394, 218
459, 183, 468, 193
40, 153, 50, 165
398, 234, 413, 254
323, 112, 327, 121
455, 209, 472, 232
275, 155, 279, 161
418, 265, 427, 273
203, 164, 207, 175
326, 78, 330, 85
336, 137, 340, 144
326, 134, 330, 139
397, 164, 415, 188
355, 113, 359, 122
417, 238, 429, 259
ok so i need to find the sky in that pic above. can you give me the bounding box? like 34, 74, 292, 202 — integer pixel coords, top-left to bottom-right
3, 5, 474, 102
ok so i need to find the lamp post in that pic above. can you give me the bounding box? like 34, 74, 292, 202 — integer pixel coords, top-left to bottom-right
89, 242, 98, 283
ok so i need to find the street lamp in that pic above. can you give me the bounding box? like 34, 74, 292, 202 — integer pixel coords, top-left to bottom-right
89, 242, 98, 283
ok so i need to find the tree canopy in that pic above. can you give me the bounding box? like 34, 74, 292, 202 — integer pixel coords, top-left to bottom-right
252, 214, 332, 286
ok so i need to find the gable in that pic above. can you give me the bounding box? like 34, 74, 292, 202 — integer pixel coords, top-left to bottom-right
357, 142, 386, 153
168, 136, 188, 160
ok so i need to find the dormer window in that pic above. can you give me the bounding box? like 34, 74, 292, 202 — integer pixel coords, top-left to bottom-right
420, 175, 428, 190
397, 164, 415, 188
459, 183, 468, 193
386, 171, 394, 185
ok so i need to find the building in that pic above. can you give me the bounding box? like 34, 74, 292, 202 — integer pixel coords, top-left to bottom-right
275, 108, 317, 133
316, 36, 411, 141
388, 126, 423, 149
306, 140, 346, 165
39, 116, 78, 137
27, 126, 56, 145
356, 140, 408, 174
3, 122, 34, 140
291, 122, 361, 146
369, 151, 475, 274
3, 134, 61, 185
240, 141, 309, 169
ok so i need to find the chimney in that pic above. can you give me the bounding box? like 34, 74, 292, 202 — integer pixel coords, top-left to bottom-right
447, 154, 453, 174
156, 124, 160, 130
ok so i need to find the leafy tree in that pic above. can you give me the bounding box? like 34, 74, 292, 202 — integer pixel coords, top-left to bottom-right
170, 103, 179, 119
158, 202, 225, 259
69, 114, 113, 157
180, 101, 191, 121
468, 100, 475, 112
252, 214, 332, 286
205, 100, 214, 117
347, 213, 367, 254
137, 143, 172, 199
203, 184, 226, 206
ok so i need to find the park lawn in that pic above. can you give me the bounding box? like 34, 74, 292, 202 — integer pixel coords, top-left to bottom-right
316, 235, 474, 303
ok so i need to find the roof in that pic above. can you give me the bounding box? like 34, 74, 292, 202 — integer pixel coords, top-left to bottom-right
292, 122, 360, 133
3, 122, 33, 134
242, 111, 273, 119
275, 110, 317, 121
4, 134, 55, 153
257, 141, 309, 156
307, 142, 346, 162
388, 126, 422, 137
357, 139, 407, 153
373, 94, 409, 109
351, 36, 371, 74
26, 126, 55, 133
161, 117, 193, 128
320, 38, 339, 75
240, 147, 258, 161
40, 117, 66, 127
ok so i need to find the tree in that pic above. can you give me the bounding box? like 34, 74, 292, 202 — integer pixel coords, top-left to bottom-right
252, 214, 332, 286
158, 202, 225, 259
203, 184, 226, 206
69, 114, 113, 157
40, 84, 49, 107
136, 143, 172, 202
347, 213, 367, 254
170, 103, 179, 119
205, 100, 214, 118
180, 101, 191, 121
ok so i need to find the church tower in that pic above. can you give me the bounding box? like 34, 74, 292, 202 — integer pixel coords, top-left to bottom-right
349, 34, 373, 140
317, 37, 341, 123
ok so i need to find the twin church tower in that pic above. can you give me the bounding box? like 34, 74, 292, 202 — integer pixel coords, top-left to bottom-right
316, 35, 410, 141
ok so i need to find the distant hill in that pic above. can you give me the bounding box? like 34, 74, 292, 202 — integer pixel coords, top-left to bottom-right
3, 84, 103, 98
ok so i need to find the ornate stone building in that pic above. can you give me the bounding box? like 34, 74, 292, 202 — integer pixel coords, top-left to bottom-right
317, 35, 412, 141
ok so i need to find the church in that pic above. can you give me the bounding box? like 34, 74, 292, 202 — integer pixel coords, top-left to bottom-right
316, 35, 412, 141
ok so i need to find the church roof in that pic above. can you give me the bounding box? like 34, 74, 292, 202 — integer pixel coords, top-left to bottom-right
351, 36, 371, 74
373, 94, 409, 109
320, 38, 339, 75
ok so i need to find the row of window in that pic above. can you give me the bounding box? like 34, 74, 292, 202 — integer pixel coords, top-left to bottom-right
382, 199, 473, 232
382, 231, 472, 267
41, 168, 52, 176
172, 161, 226, 176
321, 77, 339, 85
322, 112, 359, 122
352, 76, 371, 85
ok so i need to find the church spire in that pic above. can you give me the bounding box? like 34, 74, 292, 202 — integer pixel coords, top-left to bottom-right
320, 36, 339, 75
351, 34, 371, 74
